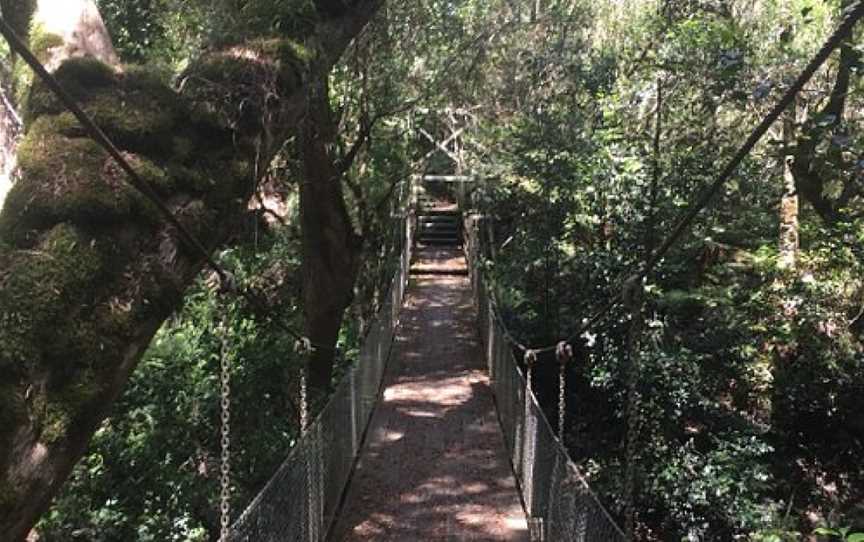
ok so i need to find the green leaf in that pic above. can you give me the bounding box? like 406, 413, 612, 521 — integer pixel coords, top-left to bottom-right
846, 534, 864, 542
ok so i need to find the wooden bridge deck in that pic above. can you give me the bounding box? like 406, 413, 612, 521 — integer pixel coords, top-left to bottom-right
331, 246, 529, 541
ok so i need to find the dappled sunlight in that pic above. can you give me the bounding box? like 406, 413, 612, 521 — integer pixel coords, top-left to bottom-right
411, 247, 468, 275
352, 512, 396, 538
384, 375, 479, 406
456, 503, 517, 526
381, 430, 404, 442
400, 408, 442, 418
334, 252, 529, 541
463, 482, 490, 494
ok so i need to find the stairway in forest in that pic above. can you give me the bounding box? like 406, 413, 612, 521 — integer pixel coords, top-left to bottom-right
415, 184, 462, 248
411, 189, 466, 276
416, 210, 461, 247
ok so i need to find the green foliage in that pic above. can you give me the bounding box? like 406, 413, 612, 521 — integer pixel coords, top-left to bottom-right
96, 0, 208, 66
457, 0, 864, 537
94, 0, 323, 67
813, 527, 864, 542
37, 230, 308, 540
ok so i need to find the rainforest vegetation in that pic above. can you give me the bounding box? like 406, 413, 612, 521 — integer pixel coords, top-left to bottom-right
0, 0, 862, 540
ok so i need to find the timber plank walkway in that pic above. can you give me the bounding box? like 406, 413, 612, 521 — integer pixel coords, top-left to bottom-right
332, 246, 529, 541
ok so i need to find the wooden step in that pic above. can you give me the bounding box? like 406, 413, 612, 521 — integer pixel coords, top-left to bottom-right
419, 222, 458, 231
418, 213, 459, 220
418, 220, 459, 228
414, 209, 462, 248
409, 267, 469, 276
417, 238, 461, 247
419, 231, 460, 238
417, 210, 461, 217
419, 225, 459, 232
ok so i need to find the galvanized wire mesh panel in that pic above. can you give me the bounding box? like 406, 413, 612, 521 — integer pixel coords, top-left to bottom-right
465, 215, 626, 542
227, 215, 412, 542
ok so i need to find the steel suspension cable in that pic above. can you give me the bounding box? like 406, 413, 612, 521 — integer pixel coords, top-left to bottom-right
642, 1, 864, 279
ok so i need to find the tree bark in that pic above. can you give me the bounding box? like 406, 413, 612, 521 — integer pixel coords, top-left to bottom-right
790, 23, 861, 226
0, 1, 382, 539
778, 110, 799, 271
299, 76, 362, 396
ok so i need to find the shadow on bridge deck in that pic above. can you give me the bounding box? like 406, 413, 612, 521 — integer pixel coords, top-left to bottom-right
330, 248, 529, 541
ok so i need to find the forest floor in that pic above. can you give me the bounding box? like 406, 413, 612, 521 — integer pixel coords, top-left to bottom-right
331, 245, 529, 541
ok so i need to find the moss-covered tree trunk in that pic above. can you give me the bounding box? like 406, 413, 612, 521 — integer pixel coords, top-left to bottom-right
299, 77, 362, 395
0, 1, 382, 539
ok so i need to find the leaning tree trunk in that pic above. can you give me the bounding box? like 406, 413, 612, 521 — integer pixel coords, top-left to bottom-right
778, 109, 799, 271
299, 77, 362, 396
0, 1, 383, 539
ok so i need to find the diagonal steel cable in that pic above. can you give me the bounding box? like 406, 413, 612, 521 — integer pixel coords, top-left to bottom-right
485, 0, 864, 356
0, 15, 349, 354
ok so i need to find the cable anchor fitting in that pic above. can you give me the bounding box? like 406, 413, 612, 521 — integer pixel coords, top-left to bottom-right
556, 341, 574, 365
294, 337, 314, 356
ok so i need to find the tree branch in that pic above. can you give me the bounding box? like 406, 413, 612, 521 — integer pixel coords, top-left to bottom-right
336, 112, 380, 175
791, 34, 860, 226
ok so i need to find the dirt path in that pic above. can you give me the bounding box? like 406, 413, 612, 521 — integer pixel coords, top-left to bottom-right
331, 247, 529, 541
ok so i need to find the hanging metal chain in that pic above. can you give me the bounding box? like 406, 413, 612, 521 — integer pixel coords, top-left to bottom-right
522, 349, 538, 517
622, 275, 644, 542
292, 336, 316, 538
218, 315, 232, 542
299, 371, 309, 435
556, 342, 574, 444
294, 337, 313, 435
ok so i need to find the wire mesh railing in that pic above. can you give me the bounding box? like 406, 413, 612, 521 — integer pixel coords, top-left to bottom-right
464, 214, 626, 542
226, 211, 414, 542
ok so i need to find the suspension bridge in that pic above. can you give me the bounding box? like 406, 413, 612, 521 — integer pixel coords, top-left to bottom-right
206, 13, 864, 540
225, 178, 627, 542
4, 4, 863, 538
